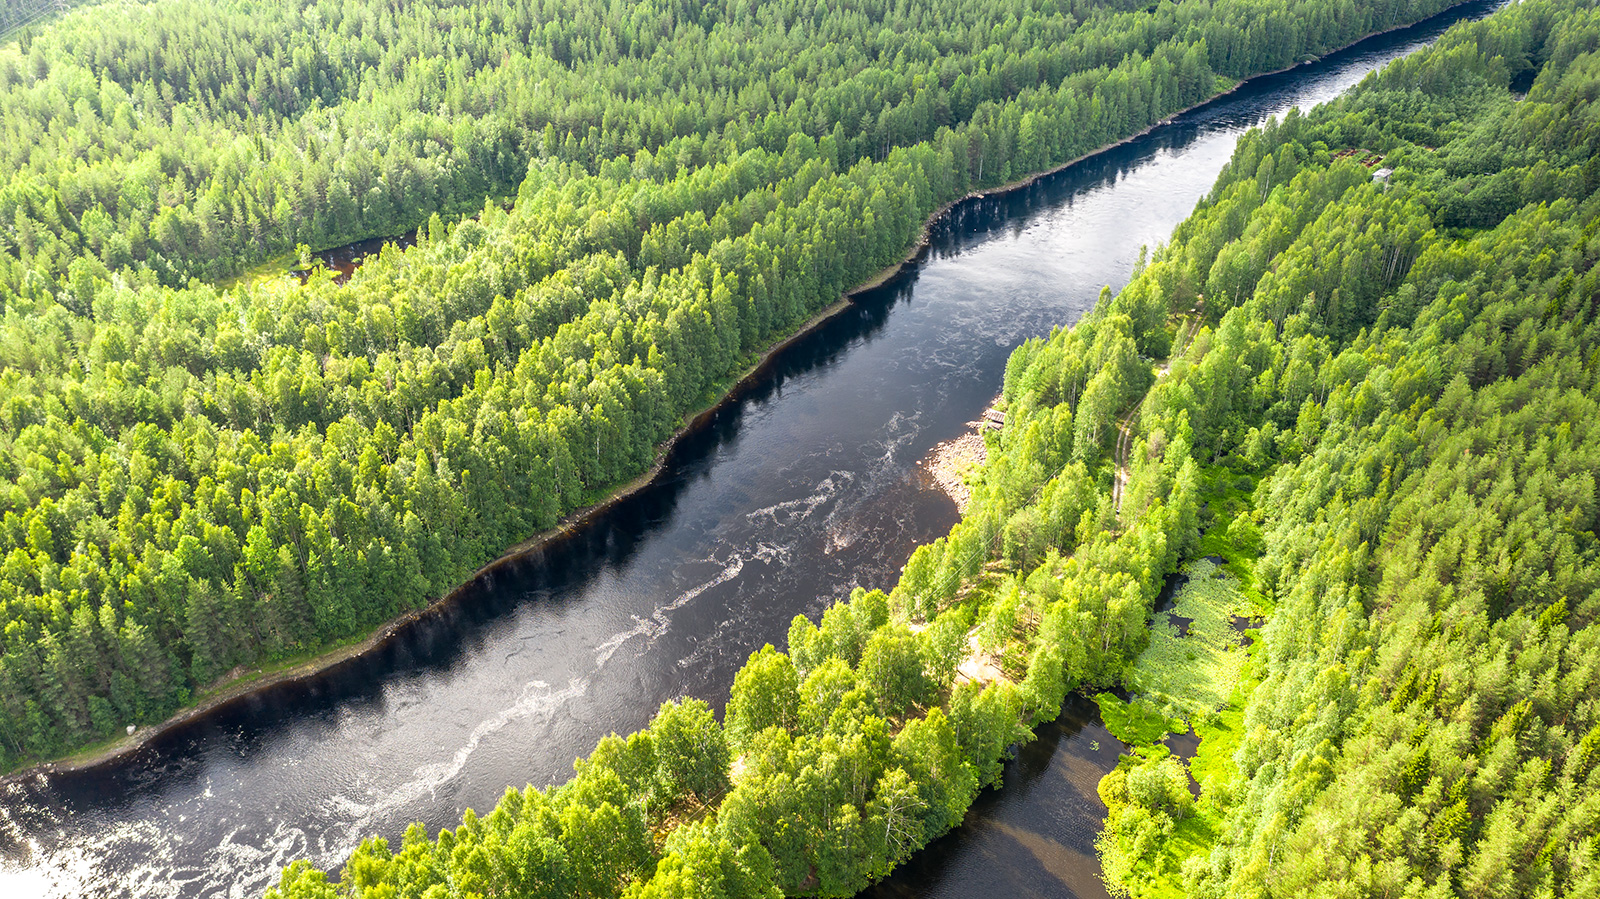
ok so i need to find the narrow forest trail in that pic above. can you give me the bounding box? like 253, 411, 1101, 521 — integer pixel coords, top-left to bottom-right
1112, 403, 1138, 513
1112, 361, 1171, 514
954, 631, 1011, 687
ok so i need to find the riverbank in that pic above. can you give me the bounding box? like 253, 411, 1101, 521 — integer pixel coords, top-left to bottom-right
0, 288, 857, 785
922, 433, 986, 513
920, 395, 1000, 513
0, 0, 1486, 786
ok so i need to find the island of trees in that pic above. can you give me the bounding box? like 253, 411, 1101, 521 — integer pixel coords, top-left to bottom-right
244, 0, 1594, 897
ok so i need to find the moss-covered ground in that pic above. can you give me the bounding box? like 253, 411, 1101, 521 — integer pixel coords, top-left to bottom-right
1094, 692, 1184, 745
1129, 557, 1254, 725
1094, 464, 1271, 898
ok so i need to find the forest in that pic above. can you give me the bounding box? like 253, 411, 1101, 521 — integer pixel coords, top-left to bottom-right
262, 0, 1597, 895
1092, 0, 1600, 894
0, 0, 1469, 770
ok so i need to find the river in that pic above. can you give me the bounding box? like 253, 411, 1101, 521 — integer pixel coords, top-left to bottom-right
0, 4, 1503, 897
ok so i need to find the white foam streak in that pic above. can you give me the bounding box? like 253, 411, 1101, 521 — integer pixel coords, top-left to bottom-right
593, 555, 746, 666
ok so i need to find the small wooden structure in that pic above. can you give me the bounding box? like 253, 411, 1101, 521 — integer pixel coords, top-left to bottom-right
982, 409, 1006, 431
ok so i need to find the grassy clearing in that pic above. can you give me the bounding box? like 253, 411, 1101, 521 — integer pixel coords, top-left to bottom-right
213, 250, 301, 292
1117, 655, 1260, 897
1096, 557, 1256, 898
1129, 558, 1254, 726
1096, 461, 1271, 898
1194, 466, 1271, 600
1190, 702, 1244, 793
1095, 692, 1184, 745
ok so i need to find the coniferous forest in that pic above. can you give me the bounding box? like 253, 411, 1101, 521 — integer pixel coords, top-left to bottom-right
2, 0, 1597, 896
250, 0, 1597, 896
0, 0, 1462, 770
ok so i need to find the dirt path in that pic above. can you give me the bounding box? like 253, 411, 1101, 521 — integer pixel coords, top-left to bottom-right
954, 632, 1010, 686
1112, 403, 1138, 513
1112, 362, 1170, 514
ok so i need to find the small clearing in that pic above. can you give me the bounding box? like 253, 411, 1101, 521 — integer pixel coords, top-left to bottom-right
1129, 557, 1253, 723
953, 632, 1009, 686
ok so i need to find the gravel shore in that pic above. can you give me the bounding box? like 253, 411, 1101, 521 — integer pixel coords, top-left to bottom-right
922, 431, 987, 512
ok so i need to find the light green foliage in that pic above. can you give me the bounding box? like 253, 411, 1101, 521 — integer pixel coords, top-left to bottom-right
262, 862, 337, 899
1018, 641, 1071, 725
890, 708, 980, 843
787, 588, 889, 677
718, 718, 898, 897
622, 822, 781, 899
859, 624, 933, 719
869, 766, 927, 869
1087, 2, 1600, 895
795, 658, 867, 736
1126, 755, 1194, 821
1187, 712, 1242, 799
917, 604, 972, 690
577, 728, 659, 808
1127, 558, 1253, 725
1192, 469, 1268, 595
1097, 754, 1199, 894
947, 680, 1032, 787
725, 645, 800, 750
1094, 693, 1183, 746
1096, 650, 1257, 898
975, 578, 1022, 655
647, 698, 730, 806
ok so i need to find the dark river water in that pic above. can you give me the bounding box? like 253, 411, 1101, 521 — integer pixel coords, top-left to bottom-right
0, 4, 1502, 897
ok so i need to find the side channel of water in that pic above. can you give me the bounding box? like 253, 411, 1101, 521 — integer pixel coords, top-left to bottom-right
0, 5, 1503, 897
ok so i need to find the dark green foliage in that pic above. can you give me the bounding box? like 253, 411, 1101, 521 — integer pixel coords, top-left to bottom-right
0, 0, 1455, 296
0, 0, 1469, 773
1068, 1, 1600, 893
1, 0, 1540, 892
